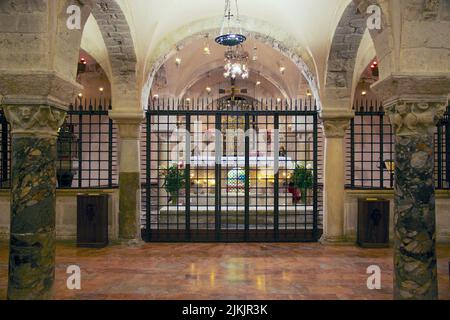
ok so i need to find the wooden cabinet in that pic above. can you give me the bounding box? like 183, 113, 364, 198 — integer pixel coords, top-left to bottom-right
77, 194, 109, 248
357, 199, 390, 248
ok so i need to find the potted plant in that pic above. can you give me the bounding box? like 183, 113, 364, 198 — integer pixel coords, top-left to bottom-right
289, 162, 314, 205
162, 164, 186, 205
57, 124, 77, 188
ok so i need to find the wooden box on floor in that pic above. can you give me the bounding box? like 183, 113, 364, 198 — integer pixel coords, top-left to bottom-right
357, 199, 390, 248
77, 194, 109, 248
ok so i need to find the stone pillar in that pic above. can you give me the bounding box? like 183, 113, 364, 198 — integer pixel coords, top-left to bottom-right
110, 112, 144, 240
2, 104, 66, 300
385, 100, 447, 300
320, 110, 354, 244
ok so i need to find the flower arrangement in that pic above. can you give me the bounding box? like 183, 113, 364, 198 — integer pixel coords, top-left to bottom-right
161, 163, 186, 204
289, 162, 314, 204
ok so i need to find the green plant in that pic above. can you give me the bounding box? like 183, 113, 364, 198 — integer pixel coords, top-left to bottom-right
162, 165, 186, 202
290, 163, 314, 203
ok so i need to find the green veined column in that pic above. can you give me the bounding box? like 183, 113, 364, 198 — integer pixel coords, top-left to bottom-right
3, 105, 66, 300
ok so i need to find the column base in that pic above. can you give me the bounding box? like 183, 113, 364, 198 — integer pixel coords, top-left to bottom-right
319, 235, 353, 246
118, 238, 145, 247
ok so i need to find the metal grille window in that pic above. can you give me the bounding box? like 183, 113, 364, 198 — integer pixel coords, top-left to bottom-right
347, 102, 449, 190
436, 108, 449, 189
59, 100, 119, 189
0, 110, 11, 189
142, 98, 323, 242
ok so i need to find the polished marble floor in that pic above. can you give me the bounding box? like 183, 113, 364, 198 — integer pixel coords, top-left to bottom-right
0, 242, 449, 300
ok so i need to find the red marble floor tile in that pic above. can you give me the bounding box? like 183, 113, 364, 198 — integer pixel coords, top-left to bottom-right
0, 242, 449, 300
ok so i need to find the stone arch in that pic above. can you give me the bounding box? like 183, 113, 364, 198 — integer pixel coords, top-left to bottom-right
324, 0, 391, 107
90, 0, 138, 110
141, 17, 320, 110
325, 2, 366, 90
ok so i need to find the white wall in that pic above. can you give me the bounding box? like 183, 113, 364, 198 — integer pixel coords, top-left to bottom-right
0, 189, 120, 241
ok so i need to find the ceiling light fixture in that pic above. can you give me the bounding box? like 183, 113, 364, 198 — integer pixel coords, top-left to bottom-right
215, 0, 246, 47
223, 45, 249, 80
252, 47, 258, 61
203, 35, 211, 55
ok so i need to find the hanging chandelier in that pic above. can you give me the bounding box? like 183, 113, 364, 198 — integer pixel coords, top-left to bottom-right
223, 45, 249, 79
215, 0, 246, 47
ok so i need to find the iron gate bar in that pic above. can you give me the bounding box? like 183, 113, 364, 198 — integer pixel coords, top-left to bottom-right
446, 116, 450, 184
350, 118, 355, 189
437, 125, 443, 190
146, 112, 152, 242
78, 112, 83, 188
144, 98, 323, 242
215, 113, 222, 241
380, 114, 384, 188
108, 118, 113, 187
185, 114, 191, 240
1, 116, 8, 186
348, 102, 449, 190
274, 113, 280, 241
244, 113, 250, 241
313, 112, 319, 241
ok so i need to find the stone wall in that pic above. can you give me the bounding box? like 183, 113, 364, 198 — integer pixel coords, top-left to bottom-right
0, 189, 119, 241
345, 190, 450, 244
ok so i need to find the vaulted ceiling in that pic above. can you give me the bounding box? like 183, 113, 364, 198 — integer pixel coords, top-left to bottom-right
80, 0, 377, 105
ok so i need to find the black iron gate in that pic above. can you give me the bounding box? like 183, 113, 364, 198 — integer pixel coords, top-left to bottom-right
142, 99, 323, 242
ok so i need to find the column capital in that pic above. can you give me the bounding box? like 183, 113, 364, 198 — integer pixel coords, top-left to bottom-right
385, 101, 447, 136
1, 105, 66, 137
109, 111, 145, 139
320, 109, 354, 138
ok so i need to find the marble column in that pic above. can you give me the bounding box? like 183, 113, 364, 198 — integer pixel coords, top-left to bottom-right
320, 110, 353, 244
2, 104, 66, 300
110, 113, 144, 240
385, 100, 447, 300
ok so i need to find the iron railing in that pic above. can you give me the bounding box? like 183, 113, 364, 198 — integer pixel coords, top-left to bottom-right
346, 101, 449, 190
62, 99, 118, 189
141, 98, 323, 242
0, 110, 10, 189
0, 99, 118, 189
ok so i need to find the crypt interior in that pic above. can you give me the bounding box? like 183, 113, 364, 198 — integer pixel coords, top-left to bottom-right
0, 0, 449, 300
